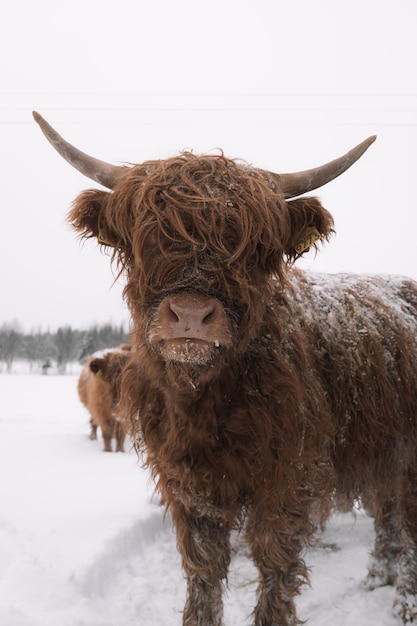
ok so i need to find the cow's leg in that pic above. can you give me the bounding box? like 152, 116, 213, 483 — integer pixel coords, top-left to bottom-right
115, 420, 126, 453
101, 431, 113, 451
101, 419, 114, 452
89, 419, 98, 440
245, 506, 312, 626
99, 415, 115, 452
170, 505, 231, 626
365, 497, 400, 590
393, 469, 417, 624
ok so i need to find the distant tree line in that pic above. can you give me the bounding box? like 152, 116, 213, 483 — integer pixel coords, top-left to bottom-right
0, 321, 129, 374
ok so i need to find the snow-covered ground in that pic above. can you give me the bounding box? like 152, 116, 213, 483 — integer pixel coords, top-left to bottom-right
0, 372, 399, 626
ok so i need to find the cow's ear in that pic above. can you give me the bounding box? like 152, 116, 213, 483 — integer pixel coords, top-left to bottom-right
89, 357, 108, 379
67, 189, 119, 247
284, 196, 334, 262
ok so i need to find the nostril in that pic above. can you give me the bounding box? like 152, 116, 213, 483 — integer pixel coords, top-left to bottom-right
202, 306, 215, 325
168, 301, 180, 323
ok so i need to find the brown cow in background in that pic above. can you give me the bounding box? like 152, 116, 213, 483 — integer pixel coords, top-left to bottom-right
77, 344, 131, 452
34, 111, 417, 626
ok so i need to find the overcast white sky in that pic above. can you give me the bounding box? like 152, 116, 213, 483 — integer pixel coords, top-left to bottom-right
1, 0, 416, 331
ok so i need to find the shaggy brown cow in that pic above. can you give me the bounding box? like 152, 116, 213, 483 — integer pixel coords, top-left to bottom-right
77, 345, 131, 452
34, 111, 417, 626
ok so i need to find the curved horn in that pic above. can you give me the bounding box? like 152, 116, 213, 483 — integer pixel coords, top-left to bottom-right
32, 111, 127, 189
265, 135, 377, 199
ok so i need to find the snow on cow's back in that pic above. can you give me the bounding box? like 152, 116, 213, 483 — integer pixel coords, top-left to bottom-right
284, 269, 417, 337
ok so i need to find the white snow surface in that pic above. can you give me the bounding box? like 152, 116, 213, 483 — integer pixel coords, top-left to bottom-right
0, 371, 399, 626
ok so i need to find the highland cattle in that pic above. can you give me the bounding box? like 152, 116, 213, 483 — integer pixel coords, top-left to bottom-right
77, 345, 131, 452
34, 111, 417, 625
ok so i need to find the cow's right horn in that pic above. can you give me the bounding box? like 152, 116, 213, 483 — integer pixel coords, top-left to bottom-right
32, 111, 127, 189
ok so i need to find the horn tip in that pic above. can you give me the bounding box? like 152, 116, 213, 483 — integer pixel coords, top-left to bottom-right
361, 135, 377, 154
32, 110, 43, 123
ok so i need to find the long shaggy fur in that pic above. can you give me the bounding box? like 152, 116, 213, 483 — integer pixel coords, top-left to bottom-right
68, 151, 417, 625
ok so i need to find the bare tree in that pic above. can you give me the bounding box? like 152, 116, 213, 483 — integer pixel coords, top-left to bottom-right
0, 320, 22, 372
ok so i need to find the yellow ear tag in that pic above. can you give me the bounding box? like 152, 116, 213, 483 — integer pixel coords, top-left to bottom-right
98, 228, 116, 247
294, 227, 321, 254
95, 369, 103, 380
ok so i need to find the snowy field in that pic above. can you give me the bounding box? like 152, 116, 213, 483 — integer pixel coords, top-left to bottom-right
0, 371, 399, 626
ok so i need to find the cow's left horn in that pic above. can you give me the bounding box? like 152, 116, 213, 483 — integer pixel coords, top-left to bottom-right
32, 111, 127, 189
267, 135, 377, 199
